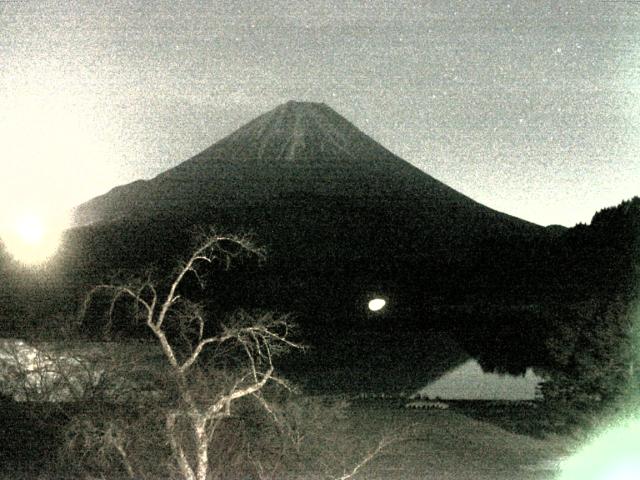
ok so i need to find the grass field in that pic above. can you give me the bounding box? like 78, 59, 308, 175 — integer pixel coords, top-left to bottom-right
323, 400, 574, 480
1, 398, 575, 479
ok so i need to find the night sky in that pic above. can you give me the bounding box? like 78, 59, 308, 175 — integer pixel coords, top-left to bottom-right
1, 0, 639, 227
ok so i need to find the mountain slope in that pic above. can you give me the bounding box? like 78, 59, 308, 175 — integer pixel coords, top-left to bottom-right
71, 101, 543, 270
74, 101, 534, 227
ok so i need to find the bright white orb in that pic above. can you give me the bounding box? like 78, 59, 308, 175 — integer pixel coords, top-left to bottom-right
1, 211, 66, 265
368, 298, 386, 312
16, 214, 45, 245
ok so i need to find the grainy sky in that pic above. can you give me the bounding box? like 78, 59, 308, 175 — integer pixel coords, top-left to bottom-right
1, 0, 639, 226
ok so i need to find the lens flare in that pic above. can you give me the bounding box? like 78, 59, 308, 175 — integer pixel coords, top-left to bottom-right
16, 215, 45, 245
0, 210, 67, 265
559, 417, 640, 480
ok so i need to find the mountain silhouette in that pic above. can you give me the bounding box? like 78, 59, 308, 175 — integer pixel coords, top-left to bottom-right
72, 101, 542, 269
66, 101, 554, 392
75, 101, 535, 223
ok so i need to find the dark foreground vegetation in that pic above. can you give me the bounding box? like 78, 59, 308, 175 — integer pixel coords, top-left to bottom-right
0, 197, 638, 477
1, 394, 575, 480
1, 233, 403, 479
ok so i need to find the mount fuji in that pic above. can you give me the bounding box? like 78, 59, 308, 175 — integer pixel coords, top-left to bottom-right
65, 101, 555, 392
72, 101, 543, 268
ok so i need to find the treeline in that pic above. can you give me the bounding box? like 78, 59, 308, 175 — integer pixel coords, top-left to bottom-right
449, 196, 640, 427
541, 197, 639, 422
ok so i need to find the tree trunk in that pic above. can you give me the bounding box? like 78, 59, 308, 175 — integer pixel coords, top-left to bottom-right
167, 413, 196, 480
194, 416, 209, 480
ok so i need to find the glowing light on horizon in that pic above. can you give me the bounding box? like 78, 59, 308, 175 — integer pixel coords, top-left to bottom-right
368, 298, 386, 312
16, 214, 45, 245
0, 80, 124, 266
1, 210, 68, 265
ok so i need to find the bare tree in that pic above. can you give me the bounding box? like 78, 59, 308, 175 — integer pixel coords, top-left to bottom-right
71, 230, 406, 480
80, 231, 302, 480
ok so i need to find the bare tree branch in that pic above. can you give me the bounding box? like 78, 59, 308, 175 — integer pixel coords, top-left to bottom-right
76, 231, 303, 480
335, 435, 400, 480
205, 366, 276, 420
179, 334, 233, 373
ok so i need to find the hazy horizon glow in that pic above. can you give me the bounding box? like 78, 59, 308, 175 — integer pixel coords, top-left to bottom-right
0, 209, 67, 265
0, 83, 119, 258
1, 0, 639, 227
1, 84, 121, 212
